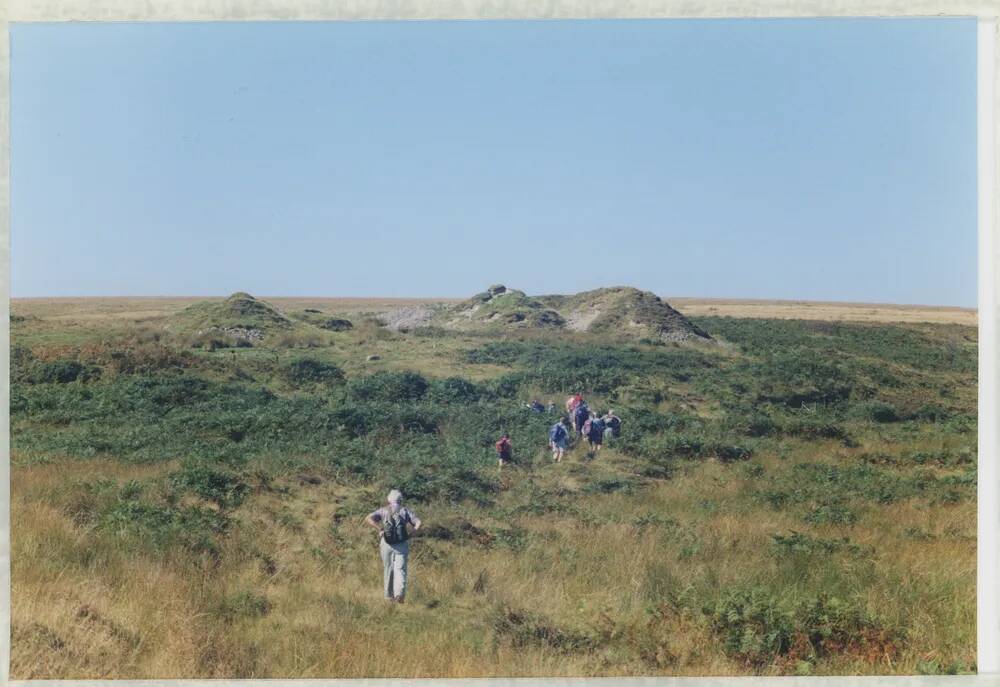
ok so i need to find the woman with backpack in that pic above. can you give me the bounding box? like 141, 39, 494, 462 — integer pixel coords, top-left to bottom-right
365, 489, 422, 603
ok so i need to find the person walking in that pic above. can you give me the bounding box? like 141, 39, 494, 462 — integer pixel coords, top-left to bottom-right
549, 417, 569, 462
602, 409, 622, 442
496, 433, 513, 467
566, 393, 584, 416
573, 400, 590, 439
585, 413, 606, 457
365, 489, 422, 603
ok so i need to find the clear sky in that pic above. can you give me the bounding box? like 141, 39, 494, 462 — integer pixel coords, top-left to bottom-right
12, 18, 977, 306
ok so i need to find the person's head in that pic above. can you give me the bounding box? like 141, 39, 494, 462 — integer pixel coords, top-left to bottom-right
502, 432, 509, 439
387, 489, 403, 506
562, 415, 570, 426
608, 409, 614, 416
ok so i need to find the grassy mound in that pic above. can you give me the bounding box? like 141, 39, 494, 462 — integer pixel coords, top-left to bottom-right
545, 287, 712, 342
170, 292, 297, 345
448, 285, 565, 329
433, 284, 709, 342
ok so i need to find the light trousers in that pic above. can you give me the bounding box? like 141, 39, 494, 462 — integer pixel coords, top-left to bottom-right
379, 538, 409, 599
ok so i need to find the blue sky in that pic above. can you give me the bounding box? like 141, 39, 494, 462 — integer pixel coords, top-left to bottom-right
11, 19, 977, 305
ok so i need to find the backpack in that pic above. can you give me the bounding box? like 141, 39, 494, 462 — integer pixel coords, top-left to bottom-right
550, 423, 566, 442
382, 510, 409, 545
575, 404, 589, 424
496, 438, 512, 457
607, 416, 621, 436
590, 418, 606, 437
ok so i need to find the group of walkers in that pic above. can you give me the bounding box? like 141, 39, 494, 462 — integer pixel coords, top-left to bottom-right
500, 392, 622, 466
367, 392, 622, 604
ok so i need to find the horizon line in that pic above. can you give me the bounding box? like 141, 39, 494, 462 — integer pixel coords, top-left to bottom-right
8, 293, 979, 312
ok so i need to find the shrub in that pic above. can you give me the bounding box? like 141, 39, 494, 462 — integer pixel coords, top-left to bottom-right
84, 343, 195, 375
708, 443, 753, 462
850, 401, 900, 423
582, 477, 641, 495
769, 531, 867, 557
781, 416, 850, 441
380, 462, 497, 505
706, 588, 796, 666
489, 605, 595, 653
706, 588, 899, 668
427, 377, 481, 404
30, 360, 93, 384
745, 353, 854, 407
805, 502, 858, 525
100, 499, 227, 555
211, 591, 271, 621
283, 358, 344, 386
347, 371, 428, 403
169, 459, 250, 510
910, 403, 951, 422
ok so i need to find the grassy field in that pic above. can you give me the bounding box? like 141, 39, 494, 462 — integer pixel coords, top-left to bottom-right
10, 296, 978, 678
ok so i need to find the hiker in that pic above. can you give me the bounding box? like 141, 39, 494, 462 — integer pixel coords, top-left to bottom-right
365, 489, 422, 603
573, 400, 590, 438
602, 409, 622, 441
496, 432, 513, 467
549, 417, 569, 462
565, 393, 584, 415
585, 413, 606, 456
527, 400, 545, 413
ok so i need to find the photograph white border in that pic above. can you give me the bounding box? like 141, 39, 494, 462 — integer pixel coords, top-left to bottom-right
1, 1, 996, 685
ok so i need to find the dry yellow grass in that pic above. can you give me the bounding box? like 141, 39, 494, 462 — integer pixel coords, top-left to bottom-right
12, 444, 976, 678
669, 298, 976, 326
10, 295, 976, 677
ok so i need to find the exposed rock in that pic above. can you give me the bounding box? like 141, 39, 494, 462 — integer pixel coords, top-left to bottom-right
196, 326, 265, 342
378, 305, 435, 332
319, 318, 353, 332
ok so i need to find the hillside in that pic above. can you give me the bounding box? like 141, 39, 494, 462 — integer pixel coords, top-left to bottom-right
9, 294, 978, 678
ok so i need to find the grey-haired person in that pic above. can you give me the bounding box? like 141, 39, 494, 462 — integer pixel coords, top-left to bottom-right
365, 489, 422, 603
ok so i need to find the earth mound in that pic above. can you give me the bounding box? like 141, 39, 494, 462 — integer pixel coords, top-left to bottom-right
382, 284, 711, 342
540, 287, 712, 342
446, 285, 566, 329
172, 292, 295, 342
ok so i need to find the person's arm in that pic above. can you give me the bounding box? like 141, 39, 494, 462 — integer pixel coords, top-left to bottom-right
365, 511, 383, 537
408, 511, 422, 532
